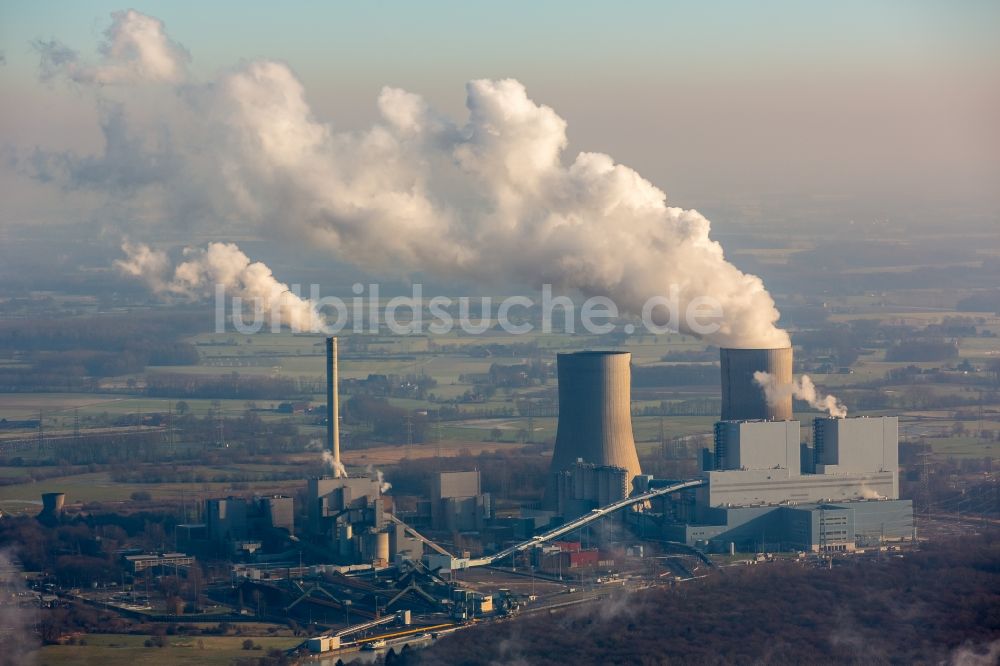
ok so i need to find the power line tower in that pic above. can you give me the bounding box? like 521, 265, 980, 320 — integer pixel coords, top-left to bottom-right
405, 413, 413, 459
218, 406, 225, 448
917, 450, 933, 516
434, 414, 443, 466
526, 402, 534, 444
167, 401, 175, 456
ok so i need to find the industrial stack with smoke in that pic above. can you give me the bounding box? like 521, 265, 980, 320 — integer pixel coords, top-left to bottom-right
544, 339, 912, 552
325, 337, 345, 478
306, 337, 424, 565
39, 11, 913, 556
638, 339, 912, 553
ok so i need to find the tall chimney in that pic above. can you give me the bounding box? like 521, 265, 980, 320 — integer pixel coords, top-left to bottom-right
719, 347, 793, 421
326, 337, 342, 477
545, 351, 642, 507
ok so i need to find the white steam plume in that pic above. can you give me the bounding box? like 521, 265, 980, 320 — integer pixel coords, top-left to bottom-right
858, 485, 884, 500
321, 450, 348, 478
32, 10, 789, 348
366, 465, 392, 494
754, 371, 848, 418
116, 241, 321, 331
0, 549, 39, 663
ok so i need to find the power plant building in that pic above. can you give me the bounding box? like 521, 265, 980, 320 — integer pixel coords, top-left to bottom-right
546, 351, 642, 509
307, 475, 423, 565
713, 420, 800, 473
430, 471, 492, 532
207, 497, 249, 543
813, 417, 900, 496
205, 495, 295, 553
256, 495, 294, 533
658, 416, 912, 552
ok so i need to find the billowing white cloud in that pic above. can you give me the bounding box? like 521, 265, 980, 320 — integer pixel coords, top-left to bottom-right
36, 9, 188, 84
116, 241, 320, 332
36, 10, 790, 348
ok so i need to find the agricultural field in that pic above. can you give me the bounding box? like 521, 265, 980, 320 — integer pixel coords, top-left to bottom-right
32, 633, 300, 666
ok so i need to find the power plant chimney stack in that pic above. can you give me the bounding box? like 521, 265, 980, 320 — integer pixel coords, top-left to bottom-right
720, 347, 793, 421
545, 351, 642, 507
326, 337, 342, 477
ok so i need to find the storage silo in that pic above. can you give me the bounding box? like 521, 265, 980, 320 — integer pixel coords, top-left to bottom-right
719, 347, 793, 421
545, 351, 642, 508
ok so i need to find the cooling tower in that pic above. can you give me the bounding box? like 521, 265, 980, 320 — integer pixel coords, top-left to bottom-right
37, 491, 66, 525
41, 492, 65, 514
545, 351, 642, 508
720, 347, 793, 421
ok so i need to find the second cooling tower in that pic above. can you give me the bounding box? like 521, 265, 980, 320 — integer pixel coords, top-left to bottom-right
720, 347, 793, 421
545, 351, 642, 506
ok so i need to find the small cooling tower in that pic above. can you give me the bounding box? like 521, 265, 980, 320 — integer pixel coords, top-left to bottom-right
41, 492, 65, 514
37, 492, 66, 525
720, 347, 793, 421
545, 351, 642, 507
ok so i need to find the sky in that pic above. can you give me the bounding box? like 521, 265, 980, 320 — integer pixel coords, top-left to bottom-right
1, 1, 998, 231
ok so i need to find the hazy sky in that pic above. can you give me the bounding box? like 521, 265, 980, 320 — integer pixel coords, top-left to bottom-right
2, 1, 998, 230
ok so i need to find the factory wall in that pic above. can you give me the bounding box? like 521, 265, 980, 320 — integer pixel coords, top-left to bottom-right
433, 471, 481, 499
389, 523, 424, 562
258, 495, 294, 533
814, 417, 899, 475
431, 470, 492, 532
207, 497, 249, 542
667, 500, 912, 552
838, 499, 914, 544
308, 476, 382, 534
700, 468, 897, 509
784, 505, 856, 552
713, 420, 801, 474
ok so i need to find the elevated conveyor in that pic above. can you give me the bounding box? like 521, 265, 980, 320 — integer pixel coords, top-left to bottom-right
467, 478, 705, 567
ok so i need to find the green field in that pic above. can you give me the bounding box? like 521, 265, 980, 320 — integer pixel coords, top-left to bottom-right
32, 634, 301, 666
0, 470, 304, 515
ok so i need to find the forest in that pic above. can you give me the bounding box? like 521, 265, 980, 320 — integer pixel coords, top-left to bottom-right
404, 532, 1000, 665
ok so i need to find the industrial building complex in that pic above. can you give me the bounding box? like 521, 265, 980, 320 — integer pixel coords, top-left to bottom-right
293, 343, 913, 565
93, 339, 912, 657
532, 346, 912, 556
655, 348, 910, 554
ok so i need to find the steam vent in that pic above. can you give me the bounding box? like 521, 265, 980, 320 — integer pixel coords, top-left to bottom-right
720, 347, 794, 421
545, 351, 642, 507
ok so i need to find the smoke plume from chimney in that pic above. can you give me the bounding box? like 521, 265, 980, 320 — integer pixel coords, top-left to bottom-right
38, 10, 790, 348
116, 241, 321, 331
754, 371, 848, 418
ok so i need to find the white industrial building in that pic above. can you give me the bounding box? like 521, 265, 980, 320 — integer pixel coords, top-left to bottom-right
657, 416, 913, 552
